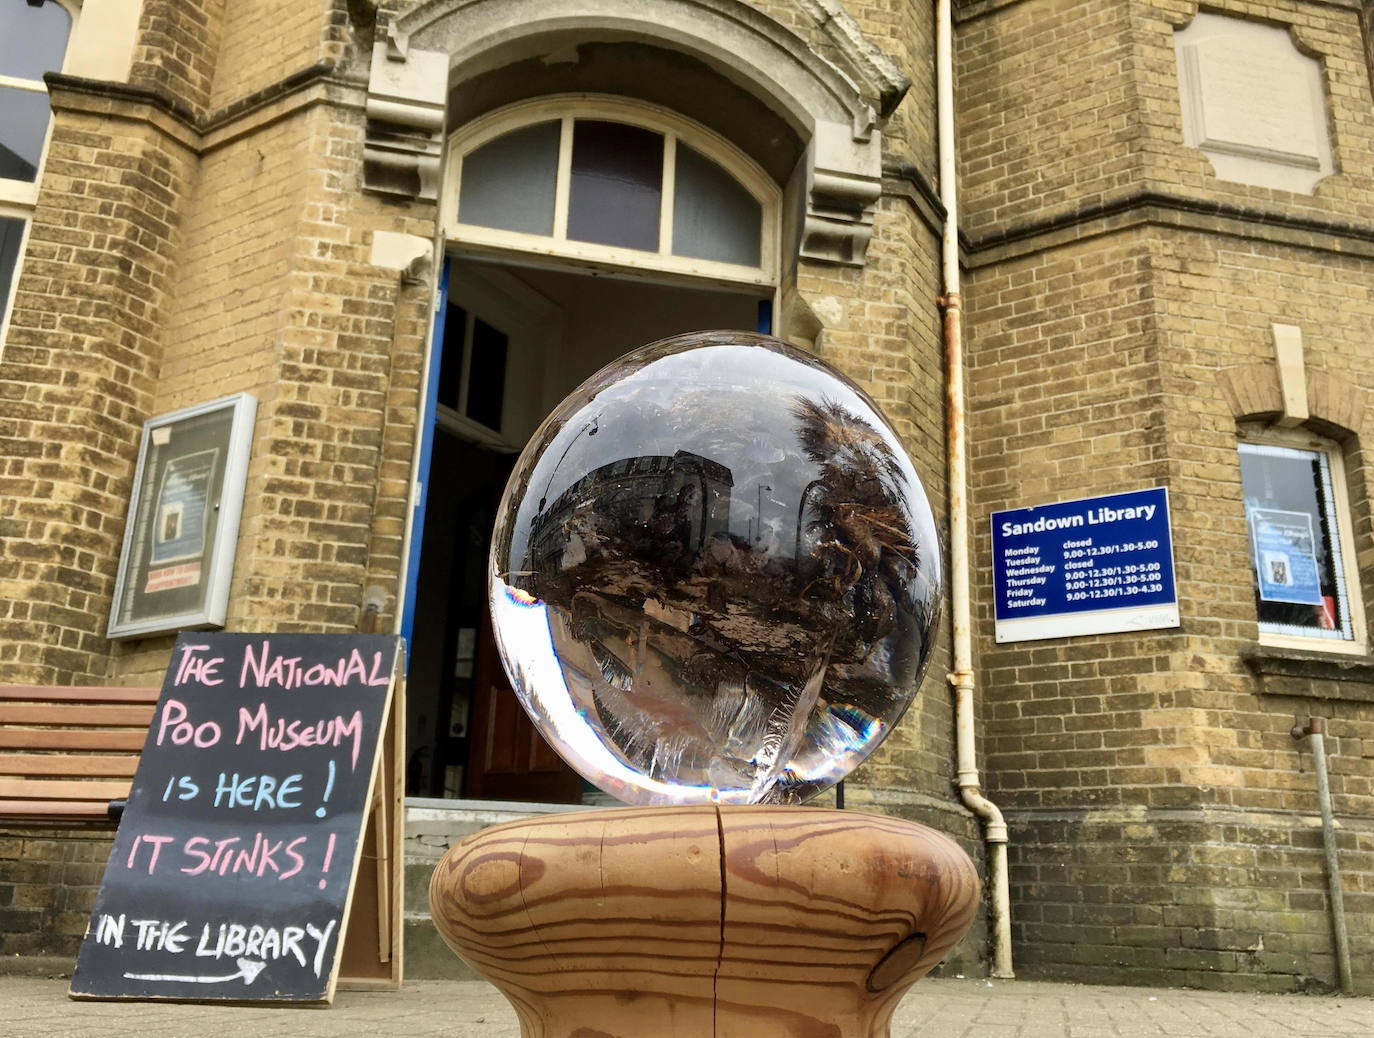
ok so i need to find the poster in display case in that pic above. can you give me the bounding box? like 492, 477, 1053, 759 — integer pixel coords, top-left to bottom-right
107, 394, 257, 639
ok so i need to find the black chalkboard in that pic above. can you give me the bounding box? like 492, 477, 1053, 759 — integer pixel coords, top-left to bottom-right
70, 632, 403, 1004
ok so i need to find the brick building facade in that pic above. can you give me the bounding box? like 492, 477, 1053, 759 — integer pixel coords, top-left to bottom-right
1, 0, 1371, 993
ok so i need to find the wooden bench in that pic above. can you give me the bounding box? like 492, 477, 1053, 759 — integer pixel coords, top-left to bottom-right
0, 685, 160, 825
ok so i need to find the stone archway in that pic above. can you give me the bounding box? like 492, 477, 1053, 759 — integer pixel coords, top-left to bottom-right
362, 0, 908, 266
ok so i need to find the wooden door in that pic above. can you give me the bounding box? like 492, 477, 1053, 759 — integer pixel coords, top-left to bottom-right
463, 599, 583, 803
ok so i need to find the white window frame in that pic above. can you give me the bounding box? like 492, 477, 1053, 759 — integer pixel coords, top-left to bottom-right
435, 263, 565, 452
442, 95, 780, 291
1239, 427, 1367, 655
0, 0, 79, 345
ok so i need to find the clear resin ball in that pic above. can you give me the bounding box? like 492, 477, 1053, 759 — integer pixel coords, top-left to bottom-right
489, 331, 941, 804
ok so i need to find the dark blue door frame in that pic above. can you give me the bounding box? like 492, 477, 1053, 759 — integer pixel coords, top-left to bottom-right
400, 258, 450, 657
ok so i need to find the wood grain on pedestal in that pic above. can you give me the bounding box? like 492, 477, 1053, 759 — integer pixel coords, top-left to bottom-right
429, 805, 980, 1037
716, 807, 979, 1037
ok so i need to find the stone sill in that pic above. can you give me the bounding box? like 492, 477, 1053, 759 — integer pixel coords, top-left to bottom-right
1241, 646, 1374, 702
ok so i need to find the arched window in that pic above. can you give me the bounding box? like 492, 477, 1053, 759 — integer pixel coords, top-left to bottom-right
0, 0, 75, 329
443, 98, 778, 287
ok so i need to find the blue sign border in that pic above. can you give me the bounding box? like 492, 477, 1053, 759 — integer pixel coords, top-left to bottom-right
991, 487, 1180, 642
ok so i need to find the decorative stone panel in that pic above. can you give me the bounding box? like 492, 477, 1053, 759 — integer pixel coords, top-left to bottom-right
1174, 13, 1334, 194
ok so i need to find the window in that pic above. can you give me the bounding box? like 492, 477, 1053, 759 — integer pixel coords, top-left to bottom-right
0, 0, 74, 330
445, 97, 777, 287
431, 264, 563, 450
1239, 435, 1366, 652
437, 300, 509, 434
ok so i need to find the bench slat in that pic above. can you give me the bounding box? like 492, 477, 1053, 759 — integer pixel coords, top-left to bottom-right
0, 704, 156, 726
0, 753, 140, 777
0, 685, 160, 703
0, 778, 133, 801
0, 799, 113, 818
0, 730, 148, 751
0, 684, 157, 824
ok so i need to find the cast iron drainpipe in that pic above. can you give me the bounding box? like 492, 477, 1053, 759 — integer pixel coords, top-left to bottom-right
1290, 716, 1354, 994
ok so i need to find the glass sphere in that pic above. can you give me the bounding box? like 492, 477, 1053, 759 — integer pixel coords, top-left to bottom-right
489, 331, 941, 805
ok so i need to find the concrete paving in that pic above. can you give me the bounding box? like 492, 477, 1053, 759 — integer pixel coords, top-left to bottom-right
2, 974, 1371, 1037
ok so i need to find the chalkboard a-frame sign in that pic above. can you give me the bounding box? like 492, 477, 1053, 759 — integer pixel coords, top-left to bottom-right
69, 632, 405, 1004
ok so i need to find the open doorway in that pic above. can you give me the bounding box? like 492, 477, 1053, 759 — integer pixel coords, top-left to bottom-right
405, 255, 770, 803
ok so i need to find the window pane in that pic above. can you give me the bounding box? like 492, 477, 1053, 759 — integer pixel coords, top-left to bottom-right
1, 215, 23, 314
437, 302, 468, 411
568, 120, 662, 252
0, 85, 53, 182
0, 0, 72, 82
672, 144, 761, 267
465, 318, 507, 431
458, 121, 559, 236
1239, 442, 1353, 640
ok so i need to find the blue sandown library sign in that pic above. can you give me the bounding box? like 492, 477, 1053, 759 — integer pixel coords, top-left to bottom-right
990, 487, 1180, 643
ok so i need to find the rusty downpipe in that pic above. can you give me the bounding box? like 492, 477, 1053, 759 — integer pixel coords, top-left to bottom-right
943, 286, 1012, 980
938, 0, 1013, 980
1291, 716, 1354, 994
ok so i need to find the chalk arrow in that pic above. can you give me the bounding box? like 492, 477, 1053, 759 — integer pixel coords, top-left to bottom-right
123, 957, 267, 985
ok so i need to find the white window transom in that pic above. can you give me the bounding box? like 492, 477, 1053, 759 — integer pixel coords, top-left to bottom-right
444, 98, 777, 288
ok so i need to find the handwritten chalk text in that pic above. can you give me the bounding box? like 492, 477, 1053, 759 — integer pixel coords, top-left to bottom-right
235, 703, 364, 769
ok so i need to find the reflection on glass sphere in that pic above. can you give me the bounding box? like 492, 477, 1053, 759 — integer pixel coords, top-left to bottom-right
489, 331, 941, 805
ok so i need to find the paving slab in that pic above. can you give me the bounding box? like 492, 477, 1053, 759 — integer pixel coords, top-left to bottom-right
2, 975, 1370, 1037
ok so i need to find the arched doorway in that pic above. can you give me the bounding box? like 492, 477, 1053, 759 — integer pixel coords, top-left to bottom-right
404, 97, 781, 803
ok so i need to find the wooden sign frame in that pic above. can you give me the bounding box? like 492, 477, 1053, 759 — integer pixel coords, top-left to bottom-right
337, 662, 404, 991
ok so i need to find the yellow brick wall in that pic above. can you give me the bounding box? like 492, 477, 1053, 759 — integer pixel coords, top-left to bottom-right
957, 0, 1145, 240
157, 120, 308, 407
1154, 233, 1374, 806
0, 100, 198, 683
967, 231, 1169, 806
960, 0, 1374, 989
208, 0, 341, 112
957, 0, 1374, 239
128, 0, 226, 120
751, 0, 936, 170
110, 94, 437, 684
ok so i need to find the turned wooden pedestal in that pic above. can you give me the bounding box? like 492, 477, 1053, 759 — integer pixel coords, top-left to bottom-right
429, 805, 980, 1037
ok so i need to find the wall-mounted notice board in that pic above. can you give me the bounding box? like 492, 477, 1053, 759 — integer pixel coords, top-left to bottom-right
69, 632, 405, 1004
990, 487, 1179, 643
107, 394, 257, 640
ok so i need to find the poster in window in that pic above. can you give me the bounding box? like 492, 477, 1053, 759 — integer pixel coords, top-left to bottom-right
1247, 506, 1323, 606
108, 394, 256, 639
